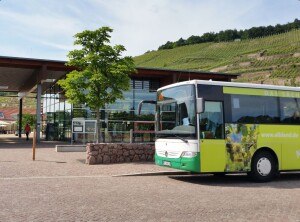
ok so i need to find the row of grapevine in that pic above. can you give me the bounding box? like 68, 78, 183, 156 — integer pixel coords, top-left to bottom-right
271, 65, 300, 78
134, 29, 300, 77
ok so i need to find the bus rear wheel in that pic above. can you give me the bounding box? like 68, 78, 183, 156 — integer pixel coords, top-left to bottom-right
249, 151, 278, 182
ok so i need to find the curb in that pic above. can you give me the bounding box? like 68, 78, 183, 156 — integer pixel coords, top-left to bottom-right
56, 145, 86, 152
112, 171, 191, 177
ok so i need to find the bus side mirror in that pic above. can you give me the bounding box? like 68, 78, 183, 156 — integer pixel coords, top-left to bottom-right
138, 100, 157, 115
196, 98, 204, 113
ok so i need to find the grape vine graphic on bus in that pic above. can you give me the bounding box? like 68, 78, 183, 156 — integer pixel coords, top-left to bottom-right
225, 124, 259, 172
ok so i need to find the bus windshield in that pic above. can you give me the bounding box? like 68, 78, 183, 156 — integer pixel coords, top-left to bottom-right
157, 84, 196, 139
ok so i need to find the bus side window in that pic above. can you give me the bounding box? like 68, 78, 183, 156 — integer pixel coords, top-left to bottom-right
200, 101, 224, 139
280, 98, 300, 124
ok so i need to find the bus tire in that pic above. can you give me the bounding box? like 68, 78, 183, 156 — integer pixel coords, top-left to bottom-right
249, 150, 278, 182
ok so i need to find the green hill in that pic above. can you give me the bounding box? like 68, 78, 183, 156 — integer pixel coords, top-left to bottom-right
134, 29, 300, 85
0, 94, 36, 109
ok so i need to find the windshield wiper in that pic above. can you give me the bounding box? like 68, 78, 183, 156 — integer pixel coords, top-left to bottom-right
173, 134, 188, 143
156, 131, 189, 143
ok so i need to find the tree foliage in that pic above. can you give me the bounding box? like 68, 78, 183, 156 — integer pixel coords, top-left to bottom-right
58, 26, 136, 142
19, 113, 36, 129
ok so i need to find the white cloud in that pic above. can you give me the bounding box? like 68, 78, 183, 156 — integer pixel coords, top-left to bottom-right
0, 6, 80, 38
0, 0, 299, 59
88, 0, 263, 55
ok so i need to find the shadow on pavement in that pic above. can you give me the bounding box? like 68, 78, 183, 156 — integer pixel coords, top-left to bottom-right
34, 160, 67, 164
0, 134, 70, 149
168, 172, 300, 189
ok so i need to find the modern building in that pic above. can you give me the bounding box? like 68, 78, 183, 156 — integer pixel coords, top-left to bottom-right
0, 56, 239, 143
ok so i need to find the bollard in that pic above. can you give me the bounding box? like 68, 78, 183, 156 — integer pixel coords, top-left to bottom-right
130, 129, 133, 143
32, 129, 36, 161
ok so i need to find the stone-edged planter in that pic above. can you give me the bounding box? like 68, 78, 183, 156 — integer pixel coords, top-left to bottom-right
86, 143, 155, 165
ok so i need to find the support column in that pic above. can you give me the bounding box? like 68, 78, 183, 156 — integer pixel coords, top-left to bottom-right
18, 98, 23, 138
36, 84, 42, 143
172, 73, 177, 83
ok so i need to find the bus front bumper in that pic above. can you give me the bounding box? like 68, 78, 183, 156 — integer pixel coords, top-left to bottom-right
155, 153, 200, 172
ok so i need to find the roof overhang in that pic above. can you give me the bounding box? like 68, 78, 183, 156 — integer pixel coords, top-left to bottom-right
0, 56, 74, 98
0, 56, 239, 99
134, 67, 239, 81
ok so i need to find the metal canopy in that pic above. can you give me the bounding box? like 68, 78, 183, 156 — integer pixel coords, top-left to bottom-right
0, 56, 74, 97
0, 56, 238, 96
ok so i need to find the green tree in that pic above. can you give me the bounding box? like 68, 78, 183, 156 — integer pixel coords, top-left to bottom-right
186, 35, 202, 45
158, 41, 175, 50
174, 38, 187, 47
58, 27, 136, 142
201, 32, 217, 42
18, 113, 36, 130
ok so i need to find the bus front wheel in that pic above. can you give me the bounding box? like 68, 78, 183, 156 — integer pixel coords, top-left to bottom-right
249, 150, 278, 182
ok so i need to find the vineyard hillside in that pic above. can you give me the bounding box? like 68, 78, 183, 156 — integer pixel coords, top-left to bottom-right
0, 95, 36, 109
134, 29, 300, 85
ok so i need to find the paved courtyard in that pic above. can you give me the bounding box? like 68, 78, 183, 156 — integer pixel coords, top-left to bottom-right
0, 134, 300, 221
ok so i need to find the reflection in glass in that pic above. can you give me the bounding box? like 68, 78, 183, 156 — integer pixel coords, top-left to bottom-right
157, 84, 196, 139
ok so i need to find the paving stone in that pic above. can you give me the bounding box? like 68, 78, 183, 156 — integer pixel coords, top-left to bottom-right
0, 134, 300, 221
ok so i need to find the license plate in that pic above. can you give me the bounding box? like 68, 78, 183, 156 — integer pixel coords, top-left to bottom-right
163, 161, 171, 166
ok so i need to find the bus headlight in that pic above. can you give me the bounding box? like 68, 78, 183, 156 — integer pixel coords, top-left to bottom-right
181, 151, 197, 158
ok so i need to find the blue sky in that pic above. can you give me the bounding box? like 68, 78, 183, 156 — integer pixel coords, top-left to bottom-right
0, 0, 299, 60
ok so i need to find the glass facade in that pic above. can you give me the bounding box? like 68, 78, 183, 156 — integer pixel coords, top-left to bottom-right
42, 78, 159, 143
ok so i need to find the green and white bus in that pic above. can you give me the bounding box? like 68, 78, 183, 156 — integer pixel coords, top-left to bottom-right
155, 80, 300, 182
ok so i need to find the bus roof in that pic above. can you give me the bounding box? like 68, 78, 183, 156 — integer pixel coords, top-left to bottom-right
158, 80, 300, 92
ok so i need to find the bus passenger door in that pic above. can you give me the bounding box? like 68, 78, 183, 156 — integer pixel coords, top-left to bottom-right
199, 101, 226, 172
